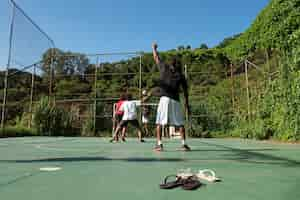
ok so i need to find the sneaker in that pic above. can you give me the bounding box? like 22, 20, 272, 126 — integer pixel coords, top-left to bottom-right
122, 138, 126, 142
180, 144, 191, 151
110, 137, 119, 143
140, 139, 145, 143
154, 144, 163, 151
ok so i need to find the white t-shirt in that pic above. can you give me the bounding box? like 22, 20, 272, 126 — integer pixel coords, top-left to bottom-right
120, 100, 141, 120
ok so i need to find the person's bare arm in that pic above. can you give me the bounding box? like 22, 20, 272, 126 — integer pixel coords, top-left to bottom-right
152, 43, 161, 65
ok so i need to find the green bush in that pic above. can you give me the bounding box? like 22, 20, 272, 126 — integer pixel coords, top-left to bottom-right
33, 97, 78, 136
81, 116, 94, 136
0, 126, 37, 138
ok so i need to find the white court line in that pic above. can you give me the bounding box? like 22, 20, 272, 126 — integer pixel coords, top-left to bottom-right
22, 138, 78, 145
35, 144, 104, 154
40, 167, 62, 172
0, 138, 73, 146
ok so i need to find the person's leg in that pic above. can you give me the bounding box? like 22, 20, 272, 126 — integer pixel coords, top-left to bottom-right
121, 126, 127, 141
165, 126, 170, 138
154, 97, 169, 150
113, 115, 122, 141
156, 125, 162, 142
110, 124, 121, 142
169, 99, 191, 151
111, 120, 127, 142
153, 124, 163, 150
142, 115, 148, 137
179, 126, 186, 142
178, 126, 190, 151
131, 120, 145, 142
144, 123, 149, 137
137, 130, 143, 142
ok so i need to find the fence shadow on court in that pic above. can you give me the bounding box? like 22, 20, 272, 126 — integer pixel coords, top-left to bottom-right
0, 157, 185, 163
0, 143, 299, 167
197, 141, 300, 167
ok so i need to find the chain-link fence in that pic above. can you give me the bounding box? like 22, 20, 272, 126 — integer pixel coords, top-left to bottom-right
1, 0, 55, 129
1, 2, 279, 138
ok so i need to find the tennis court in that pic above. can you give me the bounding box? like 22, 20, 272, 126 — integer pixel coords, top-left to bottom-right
0, 137, 300, 200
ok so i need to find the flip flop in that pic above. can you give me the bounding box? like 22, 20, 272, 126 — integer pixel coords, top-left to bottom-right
177, 168, 193, 179
159, 175, 184, 189
181, 176, 202, 190
196, 169, 221, 182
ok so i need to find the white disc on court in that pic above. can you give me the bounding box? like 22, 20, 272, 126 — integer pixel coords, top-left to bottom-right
39, 167, 62, 172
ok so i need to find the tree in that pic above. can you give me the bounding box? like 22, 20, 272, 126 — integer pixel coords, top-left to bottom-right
216, 33, 242, 48
63, 52, 89, 75
42, 48, 64, 77
42, 48, 90, 77
177, 45, 185, 51
199, 43, 209, 49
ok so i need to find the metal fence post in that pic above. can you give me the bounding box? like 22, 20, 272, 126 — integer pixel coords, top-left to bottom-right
184, 64, 189, 137
245, 60, 251, 121
49, 48, 54, 103
1, 2, 16, 131
230, 63, 235, 113
29, 64, 36, 128
139, 54, 142, 122
94, 56, 99, 135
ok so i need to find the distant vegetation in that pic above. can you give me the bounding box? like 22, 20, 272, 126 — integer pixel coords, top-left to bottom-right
1, 0, 300, 141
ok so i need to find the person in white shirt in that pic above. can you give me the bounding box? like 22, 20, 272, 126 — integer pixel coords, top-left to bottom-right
141, 90, 152, 137
111, 93, 146, 143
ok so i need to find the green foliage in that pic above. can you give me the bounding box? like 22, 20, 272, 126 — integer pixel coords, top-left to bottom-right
231, 55, 300, 141
0, 69, 46, 123
55, 79, 91, 98
224, 0, 300, 60
216, 33, 242, 49
81, 115, 94, 137
33, 97, 78, 136
189, 78, 234, 137
0, 126, 37, 138
2, 0, 299, 141
199, 43, 209, 49
43, 48, 89, 76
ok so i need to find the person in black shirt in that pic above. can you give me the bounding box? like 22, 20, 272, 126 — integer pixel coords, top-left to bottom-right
152, 43, 191, 151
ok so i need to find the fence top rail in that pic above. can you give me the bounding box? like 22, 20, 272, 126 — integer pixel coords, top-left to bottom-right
245, 59, 267, 74
59, 51, 143, 58
53, 72, 139, 78
55, 98, 120, 103
7, 61, 43, 77
187, 71, 228, 74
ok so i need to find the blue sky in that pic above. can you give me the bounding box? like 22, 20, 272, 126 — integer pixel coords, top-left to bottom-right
0, 0, 270, 69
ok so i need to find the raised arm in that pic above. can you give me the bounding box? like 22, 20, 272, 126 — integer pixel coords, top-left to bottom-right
152, 43, 161, 65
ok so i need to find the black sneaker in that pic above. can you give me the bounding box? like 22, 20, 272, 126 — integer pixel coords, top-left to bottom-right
140, 139, 145, 143
122, 138, 126, 142
109, 138, 114, 143
154, 144, 163, 151
180, 144, 191, 151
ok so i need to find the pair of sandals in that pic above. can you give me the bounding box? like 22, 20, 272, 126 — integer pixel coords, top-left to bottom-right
178, 169, 221, 183
160, 175, 201, 190
160, 169, 221, 190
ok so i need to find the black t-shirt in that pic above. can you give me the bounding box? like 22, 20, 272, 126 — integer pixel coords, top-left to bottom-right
159, 63, 187, 101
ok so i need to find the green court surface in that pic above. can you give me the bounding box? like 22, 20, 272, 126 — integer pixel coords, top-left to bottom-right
0, 137, 300, 200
